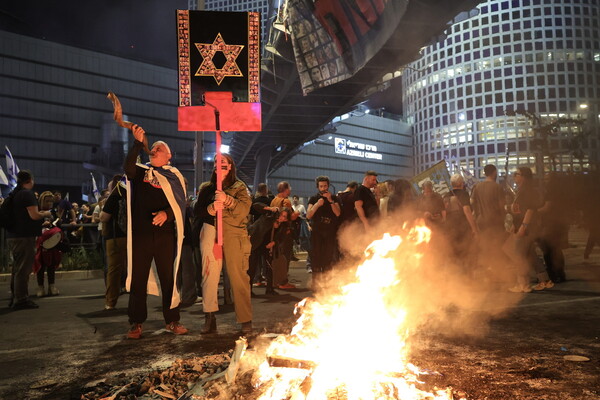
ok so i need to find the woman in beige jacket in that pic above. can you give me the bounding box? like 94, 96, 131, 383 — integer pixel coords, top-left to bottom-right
194, 154, 252, 334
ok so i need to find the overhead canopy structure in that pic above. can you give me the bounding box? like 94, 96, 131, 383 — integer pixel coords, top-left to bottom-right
228, 0, 482, 185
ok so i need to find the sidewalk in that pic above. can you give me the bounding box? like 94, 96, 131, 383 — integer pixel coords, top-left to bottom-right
0, 269, 104, 283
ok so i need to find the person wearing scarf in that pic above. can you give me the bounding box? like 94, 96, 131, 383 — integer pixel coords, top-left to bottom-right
124, 125, 188, 339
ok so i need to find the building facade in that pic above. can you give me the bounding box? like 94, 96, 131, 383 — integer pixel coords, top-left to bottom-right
202, 0, 270, 46
0, 30, 195, 197
268, 113, 413, 198
403, 0, 600, 178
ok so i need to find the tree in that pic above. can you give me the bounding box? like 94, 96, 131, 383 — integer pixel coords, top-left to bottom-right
504, 109, 590, 173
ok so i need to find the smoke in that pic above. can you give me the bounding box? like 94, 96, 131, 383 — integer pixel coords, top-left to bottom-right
334, 208, 525, 340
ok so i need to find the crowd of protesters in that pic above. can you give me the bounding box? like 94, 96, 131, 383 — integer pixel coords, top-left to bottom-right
3, 137, 599, 338
1, 172, 113, 309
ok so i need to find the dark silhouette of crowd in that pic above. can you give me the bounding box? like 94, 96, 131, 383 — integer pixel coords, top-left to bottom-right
3, 154, 599, 342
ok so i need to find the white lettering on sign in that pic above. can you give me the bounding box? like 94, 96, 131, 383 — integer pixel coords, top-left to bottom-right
365, 152, 382, 160
334, 137, 382, 160
347, 149, 364, 157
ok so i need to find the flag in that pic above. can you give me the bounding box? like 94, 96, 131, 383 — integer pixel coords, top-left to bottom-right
91, 173, 100, 202
410, 161, 452, 196
5, 146, 19, 189
461, 167, 478, 194
0, 165, 8, 186
176, 10, 260, 105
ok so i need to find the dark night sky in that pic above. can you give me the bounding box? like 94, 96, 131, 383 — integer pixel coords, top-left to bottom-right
0, 0, 188, 69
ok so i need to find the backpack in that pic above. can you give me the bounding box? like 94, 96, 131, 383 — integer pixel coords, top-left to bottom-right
0, 190, 18, 230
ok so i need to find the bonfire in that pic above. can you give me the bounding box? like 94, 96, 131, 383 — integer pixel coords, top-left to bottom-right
251, 226, 464, 400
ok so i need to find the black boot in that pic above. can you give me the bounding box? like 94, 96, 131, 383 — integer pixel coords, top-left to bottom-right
200, 312, 217, 334
240, 321, 253, 335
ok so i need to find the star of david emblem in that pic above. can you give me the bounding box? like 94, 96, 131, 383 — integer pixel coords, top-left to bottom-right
195, 33, 244, 85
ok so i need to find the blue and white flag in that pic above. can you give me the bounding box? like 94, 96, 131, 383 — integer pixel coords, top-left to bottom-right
90, 173, 100, 202
5, 146, 19, 189
0, 165, 8, 186
461, 167, 478, 194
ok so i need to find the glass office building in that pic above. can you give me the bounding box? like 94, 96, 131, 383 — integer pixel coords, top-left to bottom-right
403, 0, 600, 177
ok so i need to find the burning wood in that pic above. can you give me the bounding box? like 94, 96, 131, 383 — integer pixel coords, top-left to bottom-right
250, 230, 466, 400
267, 355, 316, 370
82, 227, 471, 400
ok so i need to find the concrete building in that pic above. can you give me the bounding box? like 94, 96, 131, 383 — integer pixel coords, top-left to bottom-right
403, 0, 600, 178
201, 0, 270, 45
269, 113, 413, 198
0, 30, 194, 198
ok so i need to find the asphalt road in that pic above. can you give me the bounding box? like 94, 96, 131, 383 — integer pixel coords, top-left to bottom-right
0, 227, 599, 400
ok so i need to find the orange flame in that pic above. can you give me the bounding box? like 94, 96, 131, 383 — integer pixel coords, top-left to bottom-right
253, 225, 459, 400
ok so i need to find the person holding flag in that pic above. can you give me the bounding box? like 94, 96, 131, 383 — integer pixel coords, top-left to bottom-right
123, 124, 189, 339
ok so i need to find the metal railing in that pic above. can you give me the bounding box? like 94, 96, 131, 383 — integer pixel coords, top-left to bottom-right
0, 223, 104, 273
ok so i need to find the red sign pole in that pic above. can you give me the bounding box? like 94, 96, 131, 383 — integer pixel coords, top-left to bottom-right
215, 128, 223, 247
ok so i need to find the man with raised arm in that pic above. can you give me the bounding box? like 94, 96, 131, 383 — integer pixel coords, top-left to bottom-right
124, 125, 188, 339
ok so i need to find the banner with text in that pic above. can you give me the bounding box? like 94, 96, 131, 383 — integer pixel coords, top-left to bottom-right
410, 161, 452, 196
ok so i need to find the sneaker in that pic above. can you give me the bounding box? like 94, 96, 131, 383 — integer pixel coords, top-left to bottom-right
508, 285, 531, 293
278, 283, 296, 290
36, 286, 45, 297
532, 282, 547, 291
533, 280, 554, 290
12, 299, 39, 310
253, 281, 266, 287
104, 305, 115, 310
166, 321, 188, 335
127, 323, 143, 339
48, 285, 59, 296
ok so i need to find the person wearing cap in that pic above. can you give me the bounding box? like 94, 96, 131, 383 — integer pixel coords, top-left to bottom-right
354, 171, 380, 230
123, 125, 189, 339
